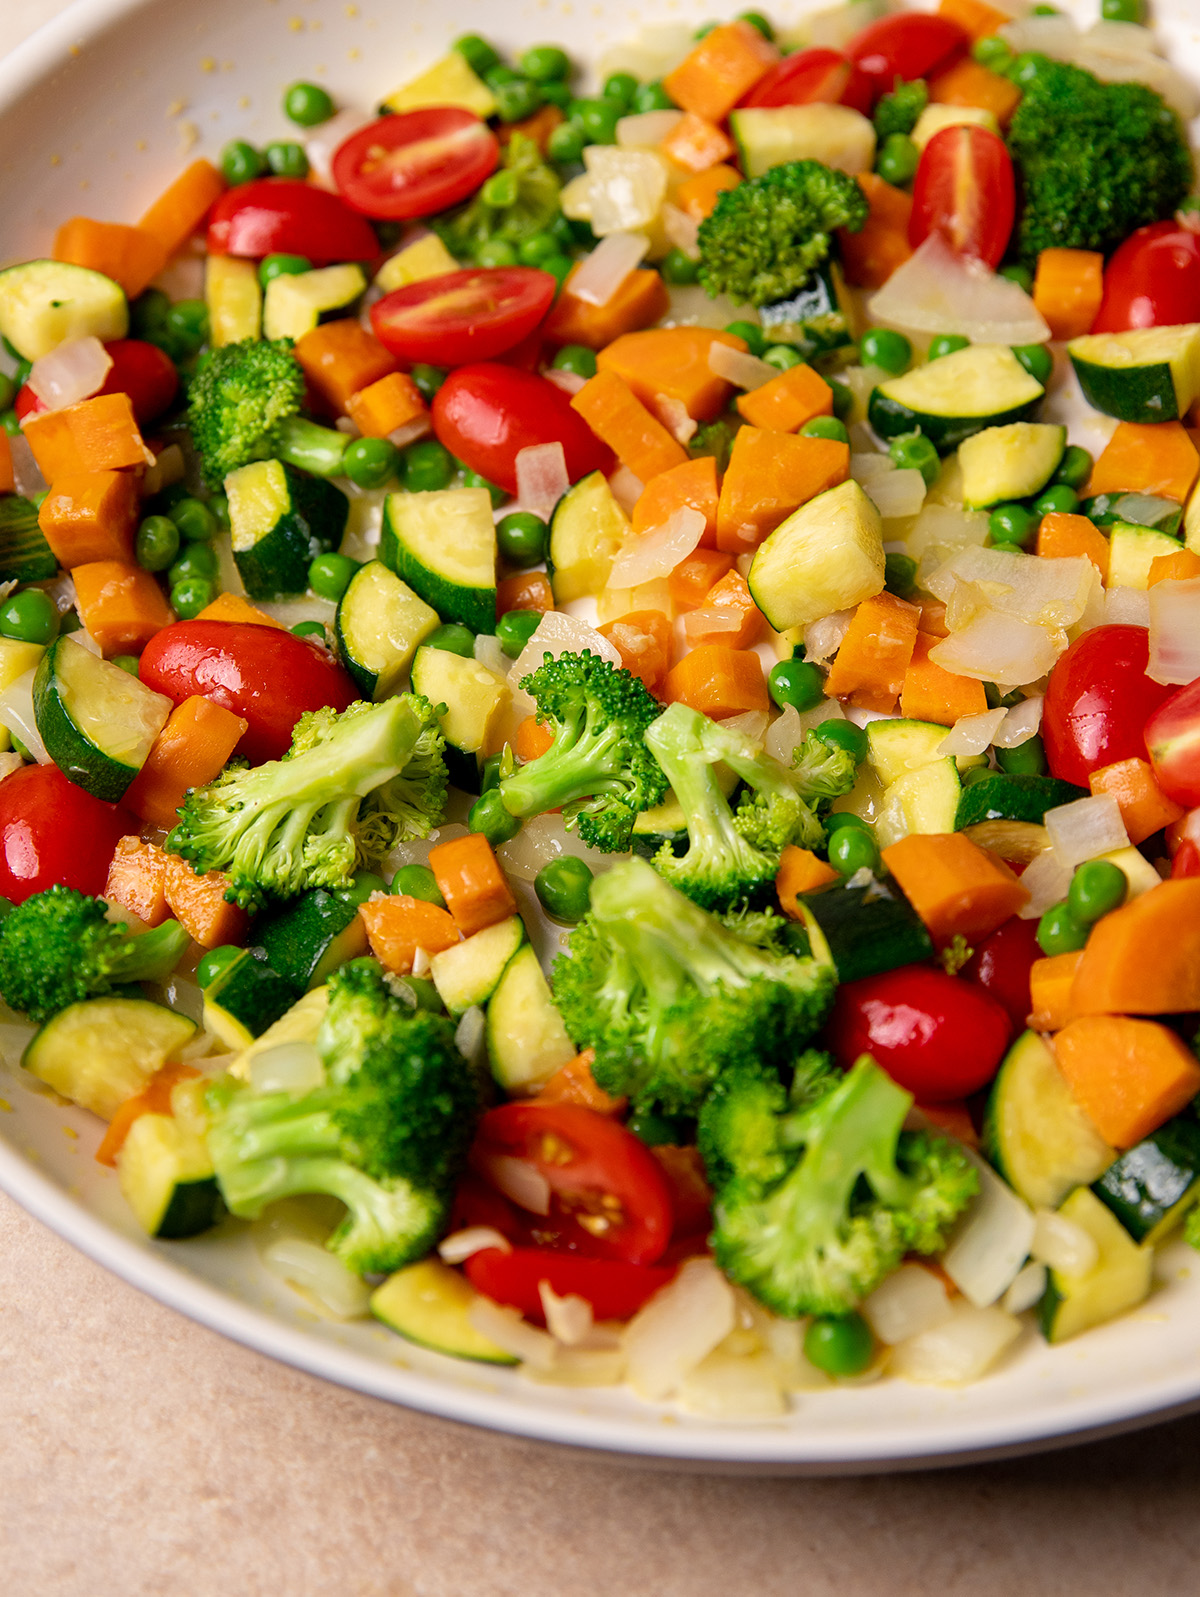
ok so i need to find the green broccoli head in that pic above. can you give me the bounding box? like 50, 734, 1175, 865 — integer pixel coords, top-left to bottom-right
873, 78, 928, 141
168, 694, 447, 910
1007, 57, 1193, 267
551, 856, 836, 1116
697, 161, 869, 309
497, 650, 668, 852
700, 1053, 978, 1317
0, 886, 190, 1023
789, 729, 859, 804
435, 133, 563, 259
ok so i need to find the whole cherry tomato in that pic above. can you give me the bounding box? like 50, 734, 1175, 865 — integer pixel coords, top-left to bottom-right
371, 268, 557, 367
207, 178, 379, 265
0, 764, 135, 903
847, 12, 968, 98
432, 363, 613, 494
910, 124, 1015, 268
1145, 678, 1200, 808
16, 338, 178, 427
827, 964, 1012, 1101
962, 916, 1042, 1032
739, 47, 873, 114
333, 109, 499, 220
465, 1247, 676, 1324
138, 621, 358, 765
1093, 221, 1200, 334
1042, 625, 1175, 788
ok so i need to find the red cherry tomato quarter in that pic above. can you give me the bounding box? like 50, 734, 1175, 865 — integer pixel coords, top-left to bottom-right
465, 1247, 676, 1325
1093, 221, 1200, 334
910, 124, 1015, 269
1145, 678, 1200, 809
432, 362, 613, 494
138, 620, 358, 766
847, 12, 968, 97
962, 916, 1042, 1032
828, 964, 1012, 1102
739, 47, 872, 114
332, 109, 499, 221
371, 267, 556, 367
0, 764, 134, 903
207, 178, 379, 265
1042, 625, 1175, 788
16, 338, 178, 427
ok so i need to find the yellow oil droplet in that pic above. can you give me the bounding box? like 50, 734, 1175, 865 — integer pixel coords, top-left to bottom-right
289, 16, 305, 30
200, 56, 216, 72
0, 1098, 12, 1112
63, 1126, 78, 1141
50, 154, 61, 166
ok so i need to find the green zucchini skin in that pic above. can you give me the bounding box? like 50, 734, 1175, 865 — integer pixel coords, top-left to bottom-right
231, 460, 349, 600
1092, 1114, 1200, 1245
955, 774, 1088, 828
254, 889, 368, 991
799, 881, 934, 984
204, 949, 302, 1048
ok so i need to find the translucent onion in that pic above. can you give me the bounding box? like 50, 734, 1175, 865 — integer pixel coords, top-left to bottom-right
260, 1237, 372, 1319
803, 608, 854, 665
8, 432, 46, 499
582, 148, 670, 235
607, 464, 644, 514
524, 1346, 628, 1386
662, 203, 701, 260
438, 1226, 512, 1264
539, 1281, 595, 1346
474, 1152, 551, 1215
994, 695, 1044, 749
868, 233, 1050, 345
1075, 41, 1199, 120
248, 1040, 325, 1095
0, 669, 49, 763
1001, 1261, 1048, 1317
0, 752, 23, 783
678, 1349, 788, 1419
861, 1263, 953, 1346
719, 709, 769, 745
928, 547, 1095, 631
453, 1004, 486, 1064
598, 21, 694, 86
569, 231, 650, 306
850, 451, 894, 484
254, 594, 337, 631
942, 1152, 1036, 1308
544, 368, 587, 397
468, 1298, 559, 1368
663, 285, 758, 330
864, 467, 926, 521
890, 1300, 1023, 1385
998, 12, 1079, 59
622, 1256, 735, 1402
28, 336, 111, 410
609, 506, 705, 587
388, 415, 430, 450
1031, 1208, 1100, 1277
304, 107, 372, 186
807, 0, 881, 49
508, 612, 622, 691
497, 812, 616, 883
683, 606, 748, 643
1104, 585, 1150, 627
1017, 845, 1073, 919
616, 109, 683, 148
1045, 793, 1128, 870
707, 341, 777, 390
515, 441, 569, 521
652, 393, 697, 446
1148, 576, 1200, 685
473, 631, 510, 679
929, 612, 1060, 689
938, 707, 1007, 759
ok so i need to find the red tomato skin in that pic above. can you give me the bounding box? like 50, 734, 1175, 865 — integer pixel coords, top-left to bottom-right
1173, 838, 1200, 878
962, 916, 1041, 1032
138, 621, 358, 765
847, 13, 968, 97
332, 109, 499, 220
206, 179, 379, 265
16, 338, 178, 427
432, 363, 613, 494
464, 1247, 676, 1324
909, 124, 1015, 268
1093, 221, 1200, 334
828, 965, 1012, 1101
0, 764, 135, 903
1145, 678, 1200, 808
1042, 625, 1175, 789
371, 268, 556, 366
739, 48, 872, 114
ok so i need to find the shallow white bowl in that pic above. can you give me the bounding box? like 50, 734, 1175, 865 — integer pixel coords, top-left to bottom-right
4, 0, 1200, 1473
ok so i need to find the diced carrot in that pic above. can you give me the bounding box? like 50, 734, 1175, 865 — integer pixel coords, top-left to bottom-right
496, 102, 564, 153
163, 854, 248, 949
95, 1061, 200, 1166
428, 832, 520, 937
514, 715, 555, 763
669, 547, 735, 610
596, 328, 745, 426
633, 456, 721, 549
0, 434, 13, 495
736, 362, 833, 433
917, 599, 950, 638
497, 570, 554, 616
23, 392, 151, 481
543, 265, 669, 351
1072, 878, 1200, 1015
1036, 511, 1110, 581
675, 163, 741, 221
824, 592, 920, 713
104, 835, 171, 928
53, 217, 167, 301
124, 696, 249, 829
359, 894, 461, 974
138, 159, 225, 257
37, 470, 139, 566
837, 173, 913, 290
716, 426, 849, 553
598, 609, 674, 691
927, 58, 1022, 125
1031, 248, 1104, 341
915, 1099, 980, 1148
1029, 950, 1084, 1032
195, 592, 286, 628
1085, 420, 1200, 504
1148, 549, 1200, 586
881, 831, 1030, 946
534, 1049, 626, 1116
570, 369, 689, 483
72, 559, 173, 655
346, 371, 429, 439
662, 642, 768, 720
938, 0, 1014, 41
776, 845, 839, 917
659, 111, 735, 173
663, 20, 778, 122
294, 319, 398, 415
900, 631, 989, 724
682, 569, 764, 651
1054, 1015, 1200, 1149
1088, 757, 1183, 846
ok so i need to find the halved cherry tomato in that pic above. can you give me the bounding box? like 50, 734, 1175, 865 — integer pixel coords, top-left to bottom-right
371, 267, 556, 366
738, 47, 873, 114
0, 764, 135, 903
469, 1102, 674, 1265
847, 12, 968, 98
138, 620, 358, 765
962, 916, 1042, 1032
432, 362, 613, 494
16, 338, 178, 427
1093, 220, 1200, 334
1145, 678, 1200, 809
465, 1247, 675, 1324
332, 108, 499, 221
207, 178, 379, 265
1042, 624, 1174, 789
910, 124, 1014, 268
827, 964, 1012, 1102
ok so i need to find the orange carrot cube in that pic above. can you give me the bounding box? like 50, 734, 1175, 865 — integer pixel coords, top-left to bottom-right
346, 371, 429, 439
195, 592, 286, 628
900, 632, 988, 725
659, 111, 735, 173
428, 832, 519, 937
881, 831, 1030, 945
105, 836, 171, 928
37, 470, 139, 567
716, 426, 848, 553
570, 370, 688, 484
824, 591, 920, 713
1033, 248, 1105, 341
776, 846, 839, 917
497, 571, 554, 616
681, 569, 764, 651
543, 266, 669, 351
1036, 512, 1110, 582
669, 547, 735, 610
837, 174, 913, 290
138, 159, 225, 257
294, 319, 398, 414
163, 854, 248, 948
1054, 1015, 1200, 1148
598, 610, 674, 691
1088, 757, 1184, 846
597, 328, 746, 424
663, 21, 778, 122
23, 392, 151, 481
675, 163, 741, 221
124, 697, 249, 829
72, 560, 173, 655
1148, 549, 1200, 586
53, 217, 167, 300
1029, 951, 1084, 1032
359, 895, 461, 975
662, 642, 768, 719
1086, 421, 1200, 504
736, 362, 833, 433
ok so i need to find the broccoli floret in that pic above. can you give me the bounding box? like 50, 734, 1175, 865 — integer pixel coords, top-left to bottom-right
188, 338, 349, 489
497, 650, 667, 852
1006, 57, 1193, 267
434, 133, 563, 259
873, 78, 927, 141
168, 695, 446, 909
206, 960, 478, 1275
699, 1053, 979, 1317
551, 856, 836, 1116
0, 886, 190, 1024
697, 161, 869, 309
715, 722, 856, 857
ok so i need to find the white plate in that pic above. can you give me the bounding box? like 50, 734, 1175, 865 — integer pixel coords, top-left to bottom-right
4, 0, 1200, 1473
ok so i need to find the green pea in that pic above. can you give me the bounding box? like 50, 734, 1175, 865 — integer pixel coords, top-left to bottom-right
497, 511, 548, 568
409, 364, 446, 402
520, 44, 570, 82
336, 869, 390, 908
425, 622, 476, 658
889, 431, 940, 489
292, 620, 327, 640
577, 97, 621, 144
725, 320, 766, 357
1010, 51, 1048, 87
343, 436, 399, 489
1012, 343, 1053, 386
769, 657, 825, 713
661, 248, 701, 286
1068, 859, 1129, 925
1101, 0, 1143, 16
632, 81, 675, 113
800, 415, 849, 444
460, 468, 507, 508
196, 945, 242, 988
828, 378, 853, 421
885, 551, 918, 600
308, 552, 359, 602
962, 763, 994, 787
547, 121, 587, 164
996, 733, 1047, 776
535, 855, 594, 923
627, 1108, 688, 1145
485, 65, 519, 88
265, 141, 309, 179
1037, 900, 1089, 957
825, 811, 871, 835
859, 327, 912, 375
1033, 483, 1079, 518
452, 34, 500, 76
494, 78, 544, 123
0, 410, 18, 437
876, 132, 919, 186
258, 253, 312, 287
402, 438, 454, 492
603, 72, 639, 108
476, 238, 519, 268
518, 231, 560, 265
763, 344, 803, 372
172, 496, 217, 543
171, 576, 215, 619
284, 80, 335, 126
496, 609, 543, 658
989, 502, 1038, 548
828, 825, 880, 877
169, 543, 218, 586
1053, 445, 1093, 491
998, 261, 1034, 293
551, 344, 597, 378
928, 333, 970, 361
136, 514, 180, 572
165, 299, 209, 354
973, 35, 1014, 70
540, 253, 574, 289
390, 863, 446, 906
815, 719, 869, 764
0, 589, 58, 645
220, 140, 265, 186
469, 787, 522, 845
0, 374, 14, 412
111, 654, 140, 677
804, 1313, 874, 1377
738, 10, 775, 39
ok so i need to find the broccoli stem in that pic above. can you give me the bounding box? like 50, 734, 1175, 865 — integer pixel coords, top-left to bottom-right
115, 919, 192, 984
499, 717, 634, 819
270, 414, 349, 478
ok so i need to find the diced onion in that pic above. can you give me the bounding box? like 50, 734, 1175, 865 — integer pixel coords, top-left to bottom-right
474, 1153, 551, 1215
998, 12, 1079, 59
410, 945, 432, 978
1031, 1208, 1100, 1277
928, 547, 1096, 631
248, 1040, 324, 1095
850, 451, 894, 483
582, 148, 670, 235
1104, 585, 1150, 627
524, 1346, 628, 1386
609, 506, 705, 587
868, 233, 1050, 346
468, 1298, 559, 1368
304, 107, 372, 186
994, 695, 1044, 749
1017, 845, 1073, 919
707, 341, 778, 390
387, 415, 430, 451
865, 467, 926, 521
544, 368, 587, 397
569, 231, 650, 307
1001, 1261, 1048, 1316
942, 1151, 1036, 1308
515, 441, 569, 522
929, 613, 1060, 688
616, 109, 684, 148
719, 709, 769, 745
498, 813, 616, 884
8, 432, 46, 499
765, 705, 803, 762
663, 285, 757, 331
678, 1349, 788, 1419
1148, 576, 1200, 685
598, 22, 695, 87
140, 442, 186, 499
807, 0, 882, 49
539, 1281, 595, 1346
473, 631, 510, 679
0, 753, 23, 784
608, 464, 644, 513
862, 1263, 953, 1346
0, 669, 49, 763
937, 707, 1007, 759
1044, 793, 1129, 870
683, 606, 746, 642
890, 1300, 1023, 1385
438, 1226, 512, 1264
803, 608, 854, 665
652, 393, 697, 446
260, 1237, 372, 1320
454, 1005, 486, 1064
622, 1256, 735, 1402
508, 612, 622, 697
28, 336, 111, 410
662, 203, 701, 260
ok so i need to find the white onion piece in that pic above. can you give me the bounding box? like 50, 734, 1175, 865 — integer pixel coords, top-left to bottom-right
569, 231, 650, 307
623, 1256, 735, 1402
253, 594, 336, 631
1075, 43, 1199, 121
248, 1040, 324, 1096
890, 1301, 1022, 1385
707, 341, 778, 390
8, 432, 46, 499
468, 1298, 559, 1368
508, 612, 622, 696
515, 441, 568, 522
140, 442, 186, 499
387, 415, 430, 450
662, 203, 701, 260
525, 1346, 628, 1386
616, 109, 684, 148
473, 631, 510, 679
804, 608, 854, 665
868, 234, 1050, 345
453, 1005, 486, 1064
929, 547, 1096, 631
28, 336, 111, 410
1045, 793, 1128, 870
582, 148, 670, 235
544, 368, 587, 397
663, 285, 757, 331
1031, 1208, 1100, 1278
260, 1237, 372, 1319
765, 705, 803, 763
497, 813, 617, 884
994, 695, 1044, 749
72, 628, 103, 657
1148, 577, 1200, 685
607, 464, 644, 514
850, 451, 894, 483
652, 393, 697, 446
1105, 585, 1151, 628
942, 1152, 1036, 1308
438, 1226, 512, 1264
862, 1263, 953, 1346
1002, 1261, 1048, 1316
683, 607, 746, 643
929, 612, 1059, 688
0, 752, 23, 783
609, 505, 704, 588
304, 107, 372, 187
410, 945, 432, 978
719, 709, 769, 745
598, 22, 695, 88
1084, 19, 1159, 57
1017, 846, 1073, 919
865, 467, 926, 521
998, 12, 1079, 59
937, 707, 1007, 759
539, 1282, 595, 1346
678, 1350, 788, 1419
807, 0, 883, 49
0, 669, 49, 763
474, 1153, 551, 1216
